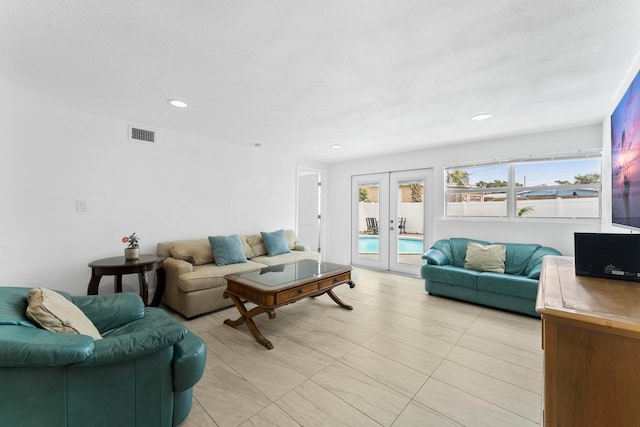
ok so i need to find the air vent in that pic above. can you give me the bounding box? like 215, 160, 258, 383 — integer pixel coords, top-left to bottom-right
128, 124, 156, 144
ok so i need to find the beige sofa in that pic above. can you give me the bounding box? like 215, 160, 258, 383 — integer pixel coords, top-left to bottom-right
157, 230, 319, 318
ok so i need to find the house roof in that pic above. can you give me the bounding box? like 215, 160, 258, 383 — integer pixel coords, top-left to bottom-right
518, 188, 599, 198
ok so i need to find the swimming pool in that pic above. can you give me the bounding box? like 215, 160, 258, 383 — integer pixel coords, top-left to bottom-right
359, 236, 424, 253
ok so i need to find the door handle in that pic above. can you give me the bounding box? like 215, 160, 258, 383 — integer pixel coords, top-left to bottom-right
390, 227, 395, 230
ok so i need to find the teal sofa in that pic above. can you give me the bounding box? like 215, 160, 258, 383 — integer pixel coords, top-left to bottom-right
421, 238, 561, 317
0, 287, 206, 427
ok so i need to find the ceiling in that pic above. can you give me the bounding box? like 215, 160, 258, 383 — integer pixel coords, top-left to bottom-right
1, 1, 639, 164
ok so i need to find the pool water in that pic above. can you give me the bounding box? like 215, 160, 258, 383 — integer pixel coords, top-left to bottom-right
359, 237, 424, 253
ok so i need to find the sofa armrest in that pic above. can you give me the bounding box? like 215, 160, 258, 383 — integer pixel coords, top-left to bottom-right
526, 247, 563, 279
293, 244, 311, 252
0, 325, 94, 367
72, 293, 145, 333
422, 248, 450, 266
77, 309, 187, 367
172, 331, 207, 392
164, 257, 194, 275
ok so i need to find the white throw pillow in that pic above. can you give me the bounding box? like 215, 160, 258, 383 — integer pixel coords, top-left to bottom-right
26, 288, 102, 340
464, 242, 506, 273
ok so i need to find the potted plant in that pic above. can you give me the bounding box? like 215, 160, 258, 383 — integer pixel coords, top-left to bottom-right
122, 232, 140, 260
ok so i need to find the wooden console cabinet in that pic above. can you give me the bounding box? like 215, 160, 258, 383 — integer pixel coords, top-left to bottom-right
536, 256, 640, 426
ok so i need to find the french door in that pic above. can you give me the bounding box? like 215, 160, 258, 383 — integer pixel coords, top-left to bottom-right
351, 169, 431, 275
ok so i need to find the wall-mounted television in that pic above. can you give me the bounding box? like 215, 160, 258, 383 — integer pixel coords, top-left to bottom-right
611, 69, 640, 229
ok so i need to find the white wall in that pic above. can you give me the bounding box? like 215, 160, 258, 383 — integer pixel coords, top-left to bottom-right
0, 96, 318, 295
325, 125, 603, 265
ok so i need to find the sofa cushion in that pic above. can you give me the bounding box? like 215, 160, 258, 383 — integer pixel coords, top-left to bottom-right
477, 272, 539, 299
464, 242, 506, 273
208, 235, 247, 266
421, 265, 478, 290
26, 288, 102, 340
500, 243, 541, 276
261, 229, 291, 257
450, 238, 490, 267
0, 287, 37, 328
78, 308, 187, 367
177, 261, 267, 293
170, 239, 214, 266
246, 234, 267, 257
72, 293, 145, 333
252, 250, 320, 266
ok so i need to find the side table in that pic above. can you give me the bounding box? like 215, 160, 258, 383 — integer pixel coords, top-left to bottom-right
87, 255, 166, 306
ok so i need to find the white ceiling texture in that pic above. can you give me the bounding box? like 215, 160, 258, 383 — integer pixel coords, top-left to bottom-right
1, 1, 639, 163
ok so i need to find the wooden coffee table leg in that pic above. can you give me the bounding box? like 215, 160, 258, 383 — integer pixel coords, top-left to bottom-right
224, 293, 276, 350
323, 281, 356, 310
326, 289, 353, 310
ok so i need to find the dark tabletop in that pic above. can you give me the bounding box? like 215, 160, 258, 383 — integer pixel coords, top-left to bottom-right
88, 255, 165, 268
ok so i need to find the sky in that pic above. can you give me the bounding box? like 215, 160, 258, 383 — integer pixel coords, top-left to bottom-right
461, 158, 601, 187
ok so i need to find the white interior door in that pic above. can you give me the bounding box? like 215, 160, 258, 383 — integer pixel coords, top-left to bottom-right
297, 171, 321, 252
352, 169, 431, 275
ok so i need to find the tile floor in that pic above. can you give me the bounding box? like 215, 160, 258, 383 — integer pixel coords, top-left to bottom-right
172, 267, 543, 426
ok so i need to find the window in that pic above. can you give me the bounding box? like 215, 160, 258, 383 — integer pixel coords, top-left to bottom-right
446, 165, 508, 217
445, 154, 601, 219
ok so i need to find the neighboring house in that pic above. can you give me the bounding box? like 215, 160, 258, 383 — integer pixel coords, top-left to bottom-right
517, 189, 599, 198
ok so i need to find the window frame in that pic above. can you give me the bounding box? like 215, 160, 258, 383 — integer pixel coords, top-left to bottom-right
444, 152, 602, 220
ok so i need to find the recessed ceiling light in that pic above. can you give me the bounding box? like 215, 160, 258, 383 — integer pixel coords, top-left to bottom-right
472, 113, 492, 121
331, 144, 341, 149
167, 99, 188, 108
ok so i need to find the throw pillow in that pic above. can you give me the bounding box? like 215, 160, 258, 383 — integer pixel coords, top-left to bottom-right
170, 239, 214, 265
284, 229, 297, 250
26, 288, 102, 340
208, 235, 248, 266
245, 234, 267, 257
464, 242, 506, 273
239, 235, 255, 259
261, 229, 291, 257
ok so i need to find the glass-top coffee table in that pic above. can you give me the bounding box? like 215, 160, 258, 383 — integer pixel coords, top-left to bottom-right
223, 259, 355, 349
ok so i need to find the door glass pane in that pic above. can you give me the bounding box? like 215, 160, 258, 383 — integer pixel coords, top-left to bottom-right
397, 179, 424, 266
358, 183, 379, 260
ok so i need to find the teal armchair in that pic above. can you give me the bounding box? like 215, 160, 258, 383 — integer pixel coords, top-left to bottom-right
0, 287, 206, 426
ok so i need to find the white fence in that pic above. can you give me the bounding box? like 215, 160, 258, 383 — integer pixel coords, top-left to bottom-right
447, 197, 599, 218
360, 198, 598, 233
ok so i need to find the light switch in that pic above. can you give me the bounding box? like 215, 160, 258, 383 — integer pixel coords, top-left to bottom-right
76, 200, 88, 212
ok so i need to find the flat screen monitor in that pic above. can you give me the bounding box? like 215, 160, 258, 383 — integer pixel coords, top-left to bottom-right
574, 232, 640, 282
611, 69, 640, 229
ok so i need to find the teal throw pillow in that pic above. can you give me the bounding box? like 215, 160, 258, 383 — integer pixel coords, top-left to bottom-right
208, 235, 247, 266
261, 229, 291, 257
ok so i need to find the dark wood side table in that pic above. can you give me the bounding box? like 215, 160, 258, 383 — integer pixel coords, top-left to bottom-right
87, 255, 166, 306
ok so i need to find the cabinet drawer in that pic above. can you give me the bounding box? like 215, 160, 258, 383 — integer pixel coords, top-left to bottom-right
275, 283, 318, 304
318, 273, 351, 289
